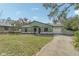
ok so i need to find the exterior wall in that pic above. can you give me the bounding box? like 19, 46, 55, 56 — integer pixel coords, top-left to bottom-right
21, 27, 53, 34
0, 27, 5, 31
21, 27, 33, 33
40, 27, 53, 32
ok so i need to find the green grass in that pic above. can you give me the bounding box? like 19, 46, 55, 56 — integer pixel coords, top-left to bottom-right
0, 34, 53, 56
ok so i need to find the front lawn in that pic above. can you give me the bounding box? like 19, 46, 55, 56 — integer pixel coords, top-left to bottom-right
0, 34, 53, 56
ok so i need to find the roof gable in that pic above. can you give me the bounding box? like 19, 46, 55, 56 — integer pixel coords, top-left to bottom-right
22, 21, 53, 27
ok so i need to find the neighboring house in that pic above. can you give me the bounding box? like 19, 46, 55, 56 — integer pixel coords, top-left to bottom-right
21, 21, 64, 34
0, 20, 12, 32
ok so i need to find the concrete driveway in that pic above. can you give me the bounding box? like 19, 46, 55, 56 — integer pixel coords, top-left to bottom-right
36, 35, 79, 56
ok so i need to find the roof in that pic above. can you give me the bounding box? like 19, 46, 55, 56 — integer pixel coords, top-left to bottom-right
22, 21, 64, 28
22, 25, 31, 27
29, 21, 53, 26
22, 21, 53, 27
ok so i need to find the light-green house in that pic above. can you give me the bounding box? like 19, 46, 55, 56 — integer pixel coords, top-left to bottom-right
21, 21, 53, 34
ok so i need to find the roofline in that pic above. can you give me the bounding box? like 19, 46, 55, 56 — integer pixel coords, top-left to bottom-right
26, 21, 53, 26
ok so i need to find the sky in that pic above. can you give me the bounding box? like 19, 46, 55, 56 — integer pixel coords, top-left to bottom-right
0, 3, 76, 23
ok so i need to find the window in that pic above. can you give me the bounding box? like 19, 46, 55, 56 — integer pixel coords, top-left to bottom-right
44, 28, 48, 32
34, 28, 37, 32
4, 26, 9, 30
25, 28, 27, 32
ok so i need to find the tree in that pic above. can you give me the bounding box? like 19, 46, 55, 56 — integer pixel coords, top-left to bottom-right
7, 17, 11, 21
12, 17, 30, 31
63, 16, 79, 31
43, 3, 79, 22
18, 17, 29, 25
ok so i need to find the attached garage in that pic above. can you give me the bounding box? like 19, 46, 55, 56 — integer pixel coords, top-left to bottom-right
53, 22, 64, 34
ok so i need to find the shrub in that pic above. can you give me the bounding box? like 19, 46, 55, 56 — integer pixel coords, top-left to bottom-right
73, 31, 79, 48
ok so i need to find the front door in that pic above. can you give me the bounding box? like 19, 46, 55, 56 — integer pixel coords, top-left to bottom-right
34, 28, 37, 33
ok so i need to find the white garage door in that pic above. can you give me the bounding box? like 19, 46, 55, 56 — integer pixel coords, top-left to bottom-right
53, 27, 63, 34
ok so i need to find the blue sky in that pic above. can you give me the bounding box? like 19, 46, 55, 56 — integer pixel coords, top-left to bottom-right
0, 3, 76, 23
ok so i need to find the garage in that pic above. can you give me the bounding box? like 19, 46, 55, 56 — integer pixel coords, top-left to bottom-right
53, 22, 63, 34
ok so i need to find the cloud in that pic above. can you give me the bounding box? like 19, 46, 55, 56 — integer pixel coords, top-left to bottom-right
31, 8, 39, 12
75, 9, 79, 15
16, 11, 21, 15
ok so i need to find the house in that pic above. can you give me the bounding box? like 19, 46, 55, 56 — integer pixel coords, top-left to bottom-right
21, 21, 64, 34
0, 19, 13, 32
21, 21, 53, 34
